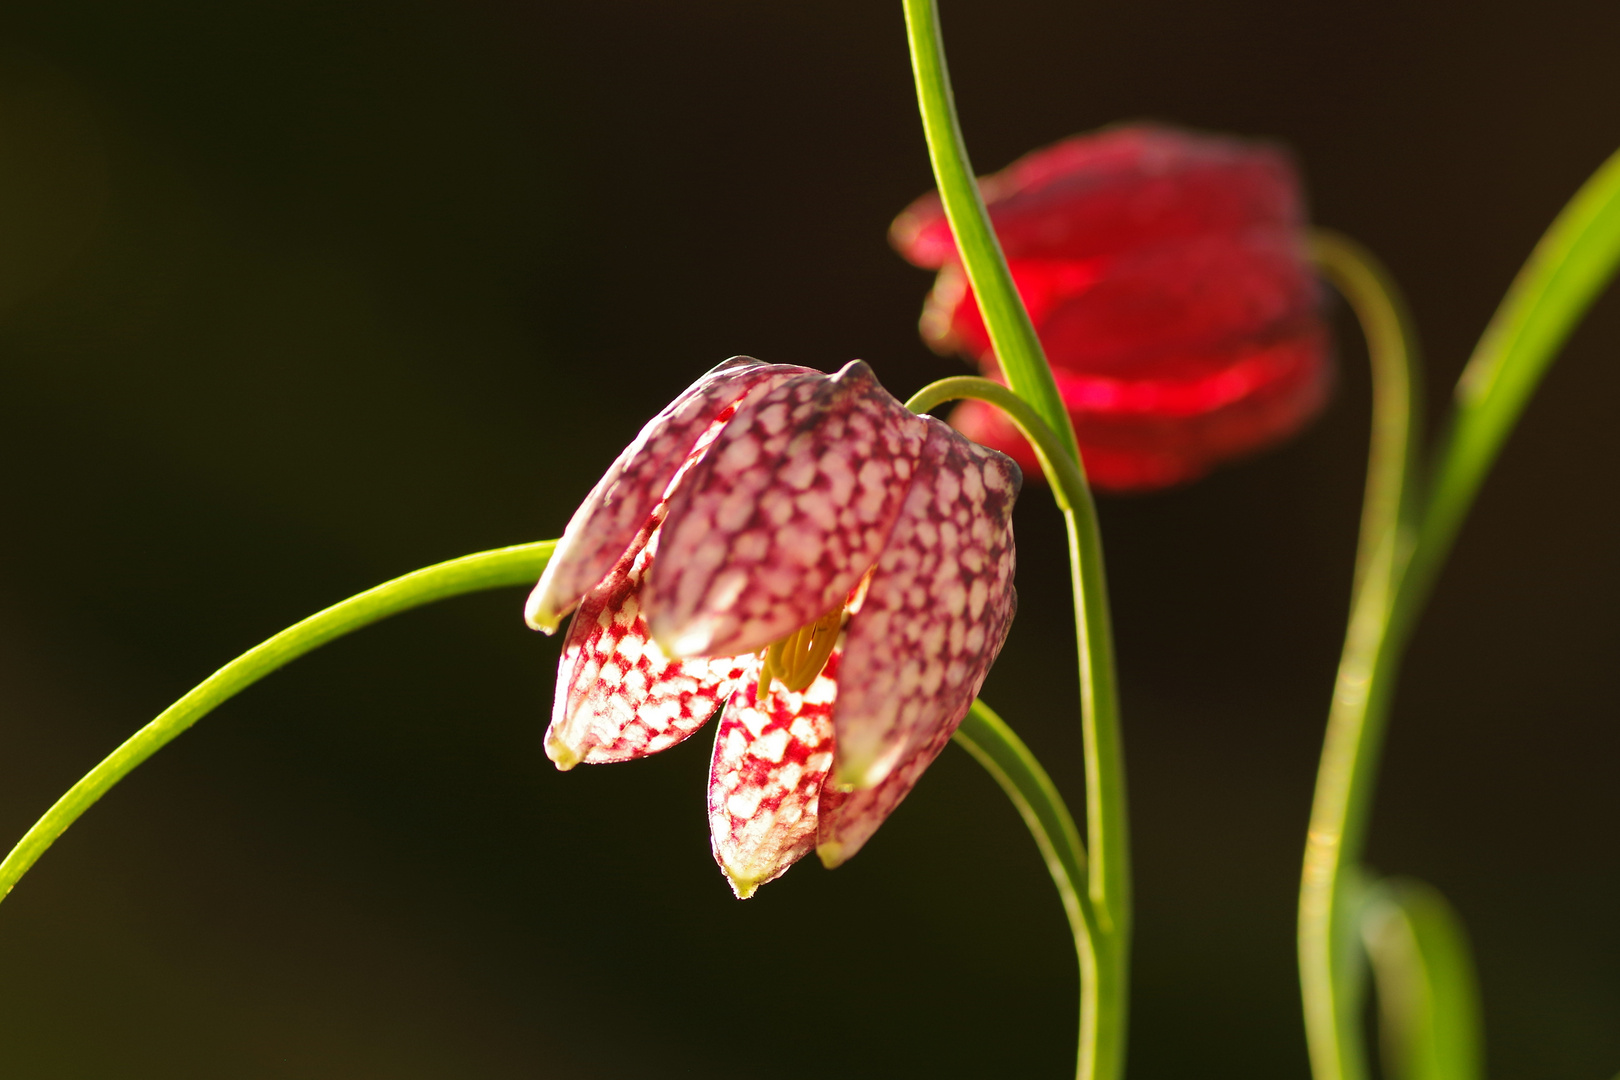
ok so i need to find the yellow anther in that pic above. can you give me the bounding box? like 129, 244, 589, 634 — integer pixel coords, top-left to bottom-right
755, 607, 845, 701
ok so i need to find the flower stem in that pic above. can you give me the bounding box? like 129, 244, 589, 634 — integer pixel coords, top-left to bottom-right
899, 0, 1079, 461
954, 698, 1102, 1077
908, 375, 1126, 1080
955, 699, 1094, 945
1299, 144, 1620, 1080
1311, 231, 1426, 603
906, 377, 1085, 513
0, 540, 556, 907
1298, 237, 1423, 1080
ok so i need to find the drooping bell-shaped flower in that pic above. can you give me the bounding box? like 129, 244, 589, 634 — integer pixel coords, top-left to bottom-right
528, 357, 1020, 897
891, 123, 1332, 491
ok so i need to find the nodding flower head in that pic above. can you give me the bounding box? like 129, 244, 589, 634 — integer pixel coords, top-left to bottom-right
527, 357, 1021, 897
892, 123, 1332, 492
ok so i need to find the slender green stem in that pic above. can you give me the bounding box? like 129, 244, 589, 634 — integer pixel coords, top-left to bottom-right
954, 698, 1100, 1080
1298, 238, 1423, 1080
1299, 237, 1424, 1080
955, 699, 1094, 945
1301, 149, 1620, 1080
1396, 146, 1620, 638
1060, 507, 1128, 1080
0, 540, 556, 906
907, 376, 1085, 513
1311, 231, 1426, 600
899, 0, 1079, 461
908, 374, 1127, 1080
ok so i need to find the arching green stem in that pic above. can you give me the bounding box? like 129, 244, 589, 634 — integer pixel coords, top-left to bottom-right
1299, 235, 1423, 1080
955, 700, 1092, 936
0, 540, 557, 906
1312, 231, 1426, 600
1300, 146, 1620, 1080
954, 698, 1099, 1078
1, 525, 1106, 1080
908, 374, 1126, 1080
907, 376, 1086, 513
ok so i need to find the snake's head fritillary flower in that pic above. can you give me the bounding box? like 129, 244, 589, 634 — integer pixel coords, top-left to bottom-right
527, 357, 1020, 897
891, 123, 1332, 491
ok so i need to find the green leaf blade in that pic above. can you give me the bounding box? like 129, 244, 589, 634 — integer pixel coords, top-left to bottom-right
1361, 878, 1485, 1080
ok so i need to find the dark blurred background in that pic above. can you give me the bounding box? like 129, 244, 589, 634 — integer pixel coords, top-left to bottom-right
0, 1, 1616, 1077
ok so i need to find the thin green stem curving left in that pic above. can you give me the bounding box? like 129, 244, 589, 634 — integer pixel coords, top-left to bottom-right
0, 540, 557, 906
955, 699, 1094, 945
1, 527, 1106, 1080
907, 376, 1086, 513
1300, 147, 1620, 1080
1299, 237, 1424, 1080
907, 374, 1125, 1080
954, 698, 1098, 1076
899, 19, 1129, 996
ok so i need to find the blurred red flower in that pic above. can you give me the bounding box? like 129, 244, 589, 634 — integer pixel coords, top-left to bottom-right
891, 123, 1332, 491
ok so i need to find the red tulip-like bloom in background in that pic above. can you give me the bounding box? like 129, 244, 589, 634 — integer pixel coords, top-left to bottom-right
891, 123, 1331, 491
527, 358, 1020, 897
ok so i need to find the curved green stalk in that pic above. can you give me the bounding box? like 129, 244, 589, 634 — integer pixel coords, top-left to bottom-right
907, 376, 1086, 513
954, 700, 1091, 935
0, 540, 557, 906
1299, 237, 1424, 1080
954, 698, 1099, 1080
1301, 148, 1620, 1080
1397, 145, 1620, 636
1312, 231, 1426, 600
908, 374, 1126, 1080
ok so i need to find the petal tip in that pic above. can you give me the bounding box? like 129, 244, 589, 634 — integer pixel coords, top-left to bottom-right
523, 581, 563, 634
721, 865, 763, 900
544, 729, 583, 771
815, 841, 847, 870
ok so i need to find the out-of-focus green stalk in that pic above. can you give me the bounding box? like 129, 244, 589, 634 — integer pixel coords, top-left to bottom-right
0, 541, 557, 906
1312, 232, 1426, 601
1299, 236, 1423, 1080
1302, 145, 1620, 1080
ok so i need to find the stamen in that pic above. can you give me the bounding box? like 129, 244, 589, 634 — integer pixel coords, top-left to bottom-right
754, 647, 772, 703
756, 607, 845, 700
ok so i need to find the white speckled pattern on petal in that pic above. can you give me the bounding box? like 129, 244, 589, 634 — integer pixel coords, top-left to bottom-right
646, 361, 928, 659
526, 356, 811, 632
532, 356, 1025, 897
707, 653, 841, 898
546, 514, 750, 769
829, 418, 1020, 788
